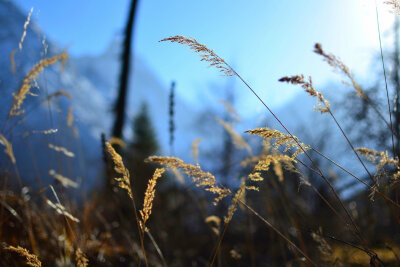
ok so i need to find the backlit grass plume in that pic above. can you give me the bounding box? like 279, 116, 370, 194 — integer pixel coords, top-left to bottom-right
245, 128, 310, 158
139, 168, 165, 232
3, 244, 41, 267
356, 147, 399, 170
9, 53, 68, 116
248, 154, 294, 184
108, 136, 126, 148
279, 75, 330, 114
48, 144, 75, 157
106, 142, 133, 199
146, 156, 231, 204
191, 138, 203, 165
48, 169, 78, 188
385, 1, 400, 15
19, 7, 33, 51
0, 134, 16, 164
220, 99, 242, 123
31, 128, 58, 135
75, 248, 89, 267
67, 107, 74, 127
216, 117, 252, 155
224, 180, 246, 224
313, 43, 366, 99
46, 199, 79, 223
357, 147, 400, 198
160, 35, 234, 76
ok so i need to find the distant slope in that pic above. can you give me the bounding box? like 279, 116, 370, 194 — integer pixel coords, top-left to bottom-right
0, 0, 199, 191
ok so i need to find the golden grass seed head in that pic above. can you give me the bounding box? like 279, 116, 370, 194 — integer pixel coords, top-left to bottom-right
245, 128, 310, 158
139, 168, 165, 232
224, 181, 246, 224
9, 53, 69, 116
105, 142, 133, 199
75, 248, 89, 267
0, 134, 16, 164
160, 35, 234, 76
146, 156, 231, 204
3, 244, 42, 267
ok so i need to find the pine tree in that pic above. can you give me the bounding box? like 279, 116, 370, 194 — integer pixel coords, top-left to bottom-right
127, 102, 159, 202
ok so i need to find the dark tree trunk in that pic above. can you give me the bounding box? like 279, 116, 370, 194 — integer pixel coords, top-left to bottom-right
112, 0, 139, 139
394, 17, 400, 157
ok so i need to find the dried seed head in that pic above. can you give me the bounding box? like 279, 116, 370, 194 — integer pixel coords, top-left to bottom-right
106, 142, 133, 199
19, 7, 33, 51
385, 1, 400, 15
245, 128, 310, 158
48, 144, 75, 157
160, 35, 234, 76
248, 154, 294, 186
220, 99, 242, 123
3, 244, 41, 267
217, 117, 252, 155
46, 199, 79, 222
205, 215, 221, 235
146, 156, 231, 204
47, 90, 72, 101
67, 107, 74, 127
224, 181, 246, 224
356, 147, 398, 169
75, 248, 88, 267
109, 137, 127, 148
0, 134, 16, 164
49, 169, 78, 188
311, 231, 332, 259
313, 43, 366, 99
31, 129, 58, 135
279, 75, 330, 114
139, 168, 165, 232
191, 138, 203, 165
9, 53, 68, 116
230, 249, 242, 260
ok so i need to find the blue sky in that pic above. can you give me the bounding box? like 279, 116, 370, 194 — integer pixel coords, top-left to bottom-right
13, 0, 396, 115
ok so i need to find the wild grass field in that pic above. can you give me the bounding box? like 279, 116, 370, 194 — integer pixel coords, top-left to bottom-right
3, 1, 400, 267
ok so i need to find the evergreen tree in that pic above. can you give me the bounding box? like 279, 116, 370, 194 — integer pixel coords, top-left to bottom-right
127, 102, 159, 202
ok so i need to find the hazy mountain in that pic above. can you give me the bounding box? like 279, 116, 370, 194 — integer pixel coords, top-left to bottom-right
0, 0, 197, 191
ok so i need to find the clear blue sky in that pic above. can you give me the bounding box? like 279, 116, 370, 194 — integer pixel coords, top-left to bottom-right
13, 0, 396, 115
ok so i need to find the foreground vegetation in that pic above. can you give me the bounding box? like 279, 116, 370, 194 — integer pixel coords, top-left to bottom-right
3, 2, 400, 266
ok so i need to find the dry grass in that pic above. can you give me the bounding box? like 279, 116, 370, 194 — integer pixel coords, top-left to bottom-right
245, 128, 311, 158
67, 106, 74, 127
385, 0, 400, 15
279, 75, 330, 113
3, 8, 400, 267
9, 53, 68, 116
314, 43, 367, 100
75, 248, 88, 267
45, 199, 80, 223
224, 180, 245, 224
19, 7, 33, 51
48, 169, 78, 188
3, 244, 41, 267
191, 138, 203, 165
105, 141, 133, 199
0, 134, 16, 164
146, 156, 231, 204
48, 143, 75, 157
139, 168, 165, 232
160, 35, 234, 76
216, 117, 252, 155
